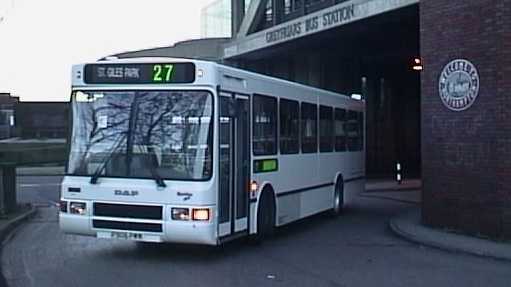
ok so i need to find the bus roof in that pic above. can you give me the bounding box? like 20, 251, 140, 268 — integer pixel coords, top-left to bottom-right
73, 57, 364, 104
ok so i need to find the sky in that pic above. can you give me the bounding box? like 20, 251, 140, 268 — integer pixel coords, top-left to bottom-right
0, 0, 217, 101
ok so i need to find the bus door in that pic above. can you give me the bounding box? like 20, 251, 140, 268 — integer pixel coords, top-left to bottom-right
218, 92, 250, 238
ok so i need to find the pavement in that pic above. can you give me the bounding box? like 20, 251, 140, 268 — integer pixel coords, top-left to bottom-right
363, 178, 511, 262
389, 209, 511, 262
365, 178, 422, 192
363, 178, 421, 204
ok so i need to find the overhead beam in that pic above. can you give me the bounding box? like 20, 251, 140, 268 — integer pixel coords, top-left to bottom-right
231, 0, 245, 36
236, 0, 269, 38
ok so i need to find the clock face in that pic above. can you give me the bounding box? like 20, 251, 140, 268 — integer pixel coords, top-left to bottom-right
439, 59, 480, 112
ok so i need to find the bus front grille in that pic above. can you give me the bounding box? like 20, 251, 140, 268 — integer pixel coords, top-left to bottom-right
93, 203, 163, 220
93, 220, 162, 233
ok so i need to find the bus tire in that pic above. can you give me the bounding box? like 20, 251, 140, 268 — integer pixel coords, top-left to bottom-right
331, 179, 344, 216
252, 190, 276, 243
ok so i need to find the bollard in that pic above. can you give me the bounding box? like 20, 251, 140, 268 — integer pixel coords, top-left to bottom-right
396, 162, 402, 185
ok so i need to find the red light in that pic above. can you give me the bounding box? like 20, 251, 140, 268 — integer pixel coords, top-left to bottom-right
413, 57, 423, 71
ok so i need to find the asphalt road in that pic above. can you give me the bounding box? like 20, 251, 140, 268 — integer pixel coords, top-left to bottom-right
2, 176, 511, 287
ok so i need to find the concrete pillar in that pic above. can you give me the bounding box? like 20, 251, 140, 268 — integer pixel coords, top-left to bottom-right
421, 0, 511, 238
232, 0, 245, 36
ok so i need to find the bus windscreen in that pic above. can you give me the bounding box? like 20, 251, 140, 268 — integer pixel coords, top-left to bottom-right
67, 90, 213, 181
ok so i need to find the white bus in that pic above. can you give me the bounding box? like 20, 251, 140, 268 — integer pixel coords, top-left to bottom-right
59, 57, 365, 245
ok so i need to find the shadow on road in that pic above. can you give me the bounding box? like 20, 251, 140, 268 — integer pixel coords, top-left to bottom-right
100, 205, 381, 263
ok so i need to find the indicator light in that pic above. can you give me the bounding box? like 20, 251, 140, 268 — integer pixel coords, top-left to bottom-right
250, 181, 258, 192
192, 208, 210, 221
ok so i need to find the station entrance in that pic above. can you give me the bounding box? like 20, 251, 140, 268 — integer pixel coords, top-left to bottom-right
226, 4, 420, 178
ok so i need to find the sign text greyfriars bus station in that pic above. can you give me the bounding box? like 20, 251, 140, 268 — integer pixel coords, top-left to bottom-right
266, 4, 356, 44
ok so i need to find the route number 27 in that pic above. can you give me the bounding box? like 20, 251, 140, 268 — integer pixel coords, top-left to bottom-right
152, 64, 174, 82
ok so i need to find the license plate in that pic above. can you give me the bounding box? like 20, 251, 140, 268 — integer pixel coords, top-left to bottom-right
111, 231, 143, 240
97, 231, 161, 242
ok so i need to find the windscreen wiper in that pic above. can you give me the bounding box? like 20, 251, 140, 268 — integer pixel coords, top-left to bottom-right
90, 134, 126, 184
150, 166, 167, 188
146, 147, 167, 188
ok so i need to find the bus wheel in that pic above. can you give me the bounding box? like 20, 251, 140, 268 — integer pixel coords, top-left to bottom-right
253, 191, 275, 243
332, 179, 344, 216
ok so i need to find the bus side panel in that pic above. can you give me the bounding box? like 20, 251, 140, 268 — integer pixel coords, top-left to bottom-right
253, 153, 318, 227
299, 185, 333, 218
344, 151, 366, 206
318, 152, 344, 207
276, 194, 301, 226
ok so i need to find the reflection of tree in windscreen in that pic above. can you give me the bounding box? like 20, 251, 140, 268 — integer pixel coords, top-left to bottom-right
74, 94, 131, 172
133, 92, 210, 176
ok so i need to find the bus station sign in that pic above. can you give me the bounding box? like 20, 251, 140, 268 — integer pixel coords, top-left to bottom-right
224, 0, 419, 58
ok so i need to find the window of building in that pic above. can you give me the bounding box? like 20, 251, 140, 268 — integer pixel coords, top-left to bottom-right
301, 102, 317, 153
280, 99, 300, 154
335, 108, 347, 152
253, 94, 277, 155
265, 0, 273, 23
319, 105, 334, 152
284, 0, 303, 14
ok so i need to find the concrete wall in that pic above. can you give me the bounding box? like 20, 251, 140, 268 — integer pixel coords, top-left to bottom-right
421, 0, 511, 238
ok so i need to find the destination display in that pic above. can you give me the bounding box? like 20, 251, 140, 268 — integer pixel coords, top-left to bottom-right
84, 63, 196, 84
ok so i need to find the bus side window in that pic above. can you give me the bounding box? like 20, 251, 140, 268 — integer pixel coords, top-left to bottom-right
301, 102, 318, 153
346, 110, 360, 151
319, 105, 334, 152
253, 94, 277, 155
334, 108, 347, 152
280, 99, 299, 154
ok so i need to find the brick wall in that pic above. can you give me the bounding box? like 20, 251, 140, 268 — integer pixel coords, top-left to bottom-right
421, 0, 511, 238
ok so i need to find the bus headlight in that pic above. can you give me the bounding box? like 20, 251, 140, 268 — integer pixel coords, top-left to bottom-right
171, 208, 190, 221
192, 208, 210, 221
70, 202, 87, 215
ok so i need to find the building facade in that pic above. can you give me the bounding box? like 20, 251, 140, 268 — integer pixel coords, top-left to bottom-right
420, 0, 511, 238
201, 0, 253, 38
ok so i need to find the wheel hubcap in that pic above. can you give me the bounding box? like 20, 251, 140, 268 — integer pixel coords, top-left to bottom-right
334, 191, 340, 212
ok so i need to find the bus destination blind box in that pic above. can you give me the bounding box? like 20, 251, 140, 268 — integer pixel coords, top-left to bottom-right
84, 63, 196, 84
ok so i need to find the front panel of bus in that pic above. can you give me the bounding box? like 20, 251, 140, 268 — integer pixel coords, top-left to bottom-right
59, 61, 221, 245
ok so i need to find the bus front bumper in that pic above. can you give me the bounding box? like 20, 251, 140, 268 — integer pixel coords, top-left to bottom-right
59, 202, 218, 245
